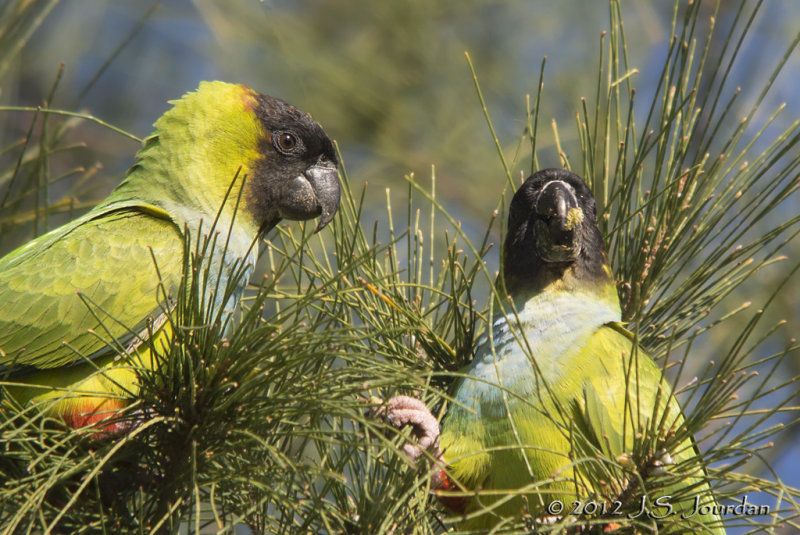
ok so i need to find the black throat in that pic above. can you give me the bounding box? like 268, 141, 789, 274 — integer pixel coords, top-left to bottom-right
502, 214, 612, 297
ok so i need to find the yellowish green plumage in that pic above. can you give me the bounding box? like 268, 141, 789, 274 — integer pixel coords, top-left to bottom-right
438, 169, 723, 533
1, 212, 180, 427
0, 81, 339, 429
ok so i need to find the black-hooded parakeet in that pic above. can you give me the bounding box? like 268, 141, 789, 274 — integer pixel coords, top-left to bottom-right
0, 81, 339, 431
436, 169, 723, 532
384, 169, 723, 533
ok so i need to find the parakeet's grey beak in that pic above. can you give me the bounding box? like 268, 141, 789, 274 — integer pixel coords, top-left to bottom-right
534, 180, 584, 263
277, 158, 340, 232
306, 159, 340, 232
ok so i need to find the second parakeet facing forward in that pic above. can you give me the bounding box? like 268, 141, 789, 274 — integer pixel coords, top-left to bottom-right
385, 169, 723, 533
439, 169, 723, 532
0, 81, 339, 431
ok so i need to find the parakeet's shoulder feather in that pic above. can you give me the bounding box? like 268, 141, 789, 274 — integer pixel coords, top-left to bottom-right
0, 209, 182, 373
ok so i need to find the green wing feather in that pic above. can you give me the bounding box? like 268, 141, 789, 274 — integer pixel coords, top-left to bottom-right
0, 209, 183, 374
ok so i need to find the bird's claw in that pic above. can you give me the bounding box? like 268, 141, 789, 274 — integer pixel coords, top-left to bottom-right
372, 394, 442, 464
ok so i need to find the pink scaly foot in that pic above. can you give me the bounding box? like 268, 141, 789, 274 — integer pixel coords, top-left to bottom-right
373, 395, 474, 512
374, 394, 442, 463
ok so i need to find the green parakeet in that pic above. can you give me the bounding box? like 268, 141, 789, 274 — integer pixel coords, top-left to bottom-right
0, 81, 339, 431
431, 169, 723, 532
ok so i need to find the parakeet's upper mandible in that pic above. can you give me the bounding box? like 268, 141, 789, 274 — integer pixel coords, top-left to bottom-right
0, 81, 339, 430
436, 169, 724, 533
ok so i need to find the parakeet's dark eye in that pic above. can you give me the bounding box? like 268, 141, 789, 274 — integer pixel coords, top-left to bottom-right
274, 131, 299, 154
279, 133, 296, 150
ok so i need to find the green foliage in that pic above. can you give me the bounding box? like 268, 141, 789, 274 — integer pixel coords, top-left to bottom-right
1, 0, 799, 533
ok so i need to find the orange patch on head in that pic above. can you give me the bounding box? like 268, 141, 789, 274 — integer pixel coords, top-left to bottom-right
238, 84, 258, 111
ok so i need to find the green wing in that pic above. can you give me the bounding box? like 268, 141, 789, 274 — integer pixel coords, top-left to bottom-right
568, 323, 686, 460
570, 324, 723, 533
0, 209, 183, 374
578, 324, 677, 430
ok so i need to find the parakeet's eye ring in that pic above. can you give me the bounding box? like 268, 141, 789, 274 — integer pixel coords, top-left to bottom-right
274, 131, 301, 154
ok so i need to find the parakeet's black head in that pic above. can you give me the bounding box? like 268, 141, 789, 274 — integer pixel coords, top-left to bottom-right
248, 93, 340, 235
503, 169, 612, 296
